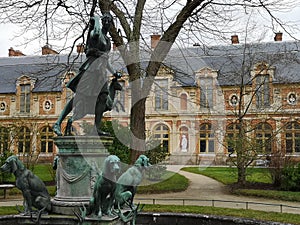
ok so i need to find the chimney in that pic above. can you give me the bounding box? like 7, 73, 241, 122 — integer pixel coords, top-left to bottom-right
274, 32, 283, 41
76, 44, 85, 54
231, 35, 239, 44
8, 47, 25, 57
151, 34, 161, 49
42, 45, 59, 55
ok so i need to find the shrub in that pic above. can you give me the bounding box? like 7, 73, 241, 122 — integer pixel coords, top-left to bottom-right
280, 163, 300, 191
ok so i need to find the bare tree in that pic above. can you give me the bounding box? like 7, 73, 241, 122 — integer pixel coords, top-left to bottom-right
212, 34, 300, 185
0, 0, 298, 162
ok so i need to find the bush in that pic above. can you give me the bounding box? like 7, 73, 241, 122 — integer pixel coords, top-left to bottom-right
280, 163, 300, 191
145, 138, 169, 180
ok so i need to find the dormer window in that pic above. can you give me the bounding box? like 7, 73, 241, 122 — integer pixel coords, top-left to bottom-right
254, 63, 271, 109
200, 77, 213, 109
20, 84, 31, 113
16, 75, 36, 114
155, 79, 168, 110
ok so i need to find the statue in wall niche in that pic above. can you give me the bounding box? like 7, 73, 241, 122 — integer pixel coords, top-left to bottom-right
53, 12, 122, 137
181, 134, 188, 152
0, 155, 51, 218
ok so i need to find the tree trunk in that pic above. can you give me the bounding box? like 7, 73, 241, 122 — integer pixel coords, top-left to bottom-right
129, 82, 147, 163
237, 162, 246, 186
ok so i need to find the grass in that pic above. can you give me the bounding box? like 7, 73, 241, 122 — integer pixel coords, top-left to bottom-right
3, 163, 55, 183
138, 172, 189, 194
0, 206, 21, 215
234, 189, 300, 202
181, 166, 272, 185
143, 204, 300, 225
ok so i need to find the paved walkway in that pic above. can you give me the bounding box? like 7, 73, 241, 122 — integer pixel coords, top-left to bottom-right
1, 165, 300, 215
135, 165, 300, 214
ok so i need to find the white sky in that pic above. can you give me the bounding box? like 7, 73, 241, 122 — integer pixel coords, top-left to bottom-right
0, 5, 299, 57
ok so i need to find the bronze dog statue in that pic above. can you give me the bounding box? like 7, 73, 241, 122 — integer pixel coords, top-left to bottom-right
114, 155, 150, 209
0, 155, 51, 215
88, 155, 121, 218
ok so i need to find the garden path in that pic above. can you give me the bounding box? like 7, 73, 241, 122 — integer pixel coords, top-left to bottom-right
135, 165, 300, 215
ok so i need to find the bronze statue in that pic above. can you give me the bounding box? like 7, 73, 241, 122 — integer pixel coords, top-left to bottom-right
89, 155, 121, 218
53, 13, 122, 136
113, 155, 150, 223
0, 155, 51, 215
114, 155, 150, 209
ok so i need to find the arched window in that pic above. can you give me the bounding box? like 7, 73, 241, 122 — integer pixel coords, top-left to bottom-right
226, 123, 241, 153
199, 123, 214, 153
0, 127, 9, 153
18, 127, 31, 154
40, 126, 54, 153
285, 122, 300, 154
153, 124, 169, 152
255, 123, 272, 154
180, 93, 187, 110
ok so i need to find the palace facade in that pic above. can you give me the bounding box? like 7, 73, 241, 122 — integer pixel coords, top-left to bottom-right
1, 35, 300, 165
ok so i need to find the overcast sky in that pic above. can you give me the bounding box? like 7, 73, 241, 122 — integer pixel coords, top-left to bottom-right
0, 5, 299, 58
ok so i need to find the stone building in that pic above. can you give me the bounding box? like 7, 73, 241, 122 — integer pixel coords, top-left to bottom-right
1, 36, 300, 165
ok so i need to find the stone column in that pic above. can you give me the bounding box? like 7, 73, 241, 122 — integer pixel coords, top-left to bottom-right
51, 136, 112, 215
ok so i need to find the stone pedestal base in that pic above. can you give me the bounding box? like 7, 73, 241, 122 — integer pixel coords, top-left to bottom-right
52, 136, 113, 215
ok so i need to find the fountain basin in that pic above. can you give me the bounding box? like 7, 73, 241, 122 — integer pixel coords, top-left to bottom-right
0, 212, 286, 225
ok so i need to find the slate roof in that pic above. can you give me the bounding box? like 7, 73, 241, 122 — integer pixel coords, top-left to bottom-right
165, 41, 300, 87
0, 41, 299, 94
0, 54, 83, 94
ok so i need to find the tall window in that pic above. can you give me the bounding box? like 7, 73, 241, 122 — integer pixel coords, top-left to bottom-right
256, 74, 270, 109
255, 123, 272, 154
285, 122, 300, 154
20, 84, 31, 113
40, 126, 54, 153
0, 127, 9, 153
199, 123, 215, 153
180, 93, 187, 110
200, 78, 213, 109
18, 127, 31, 154
155, 80, 168, 110
153, 124, 169, 152
226, 123, 240, 153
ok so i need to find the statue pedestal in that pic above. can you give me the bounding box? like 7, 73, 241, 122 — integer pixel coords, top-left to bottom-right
51, 136, 113, 215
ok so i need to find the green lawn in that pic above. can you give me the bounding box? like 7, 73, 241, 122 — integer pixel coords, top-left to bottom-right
181, 166, 272, 184
3, 163, 55, 183
138, 172, 189, 194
